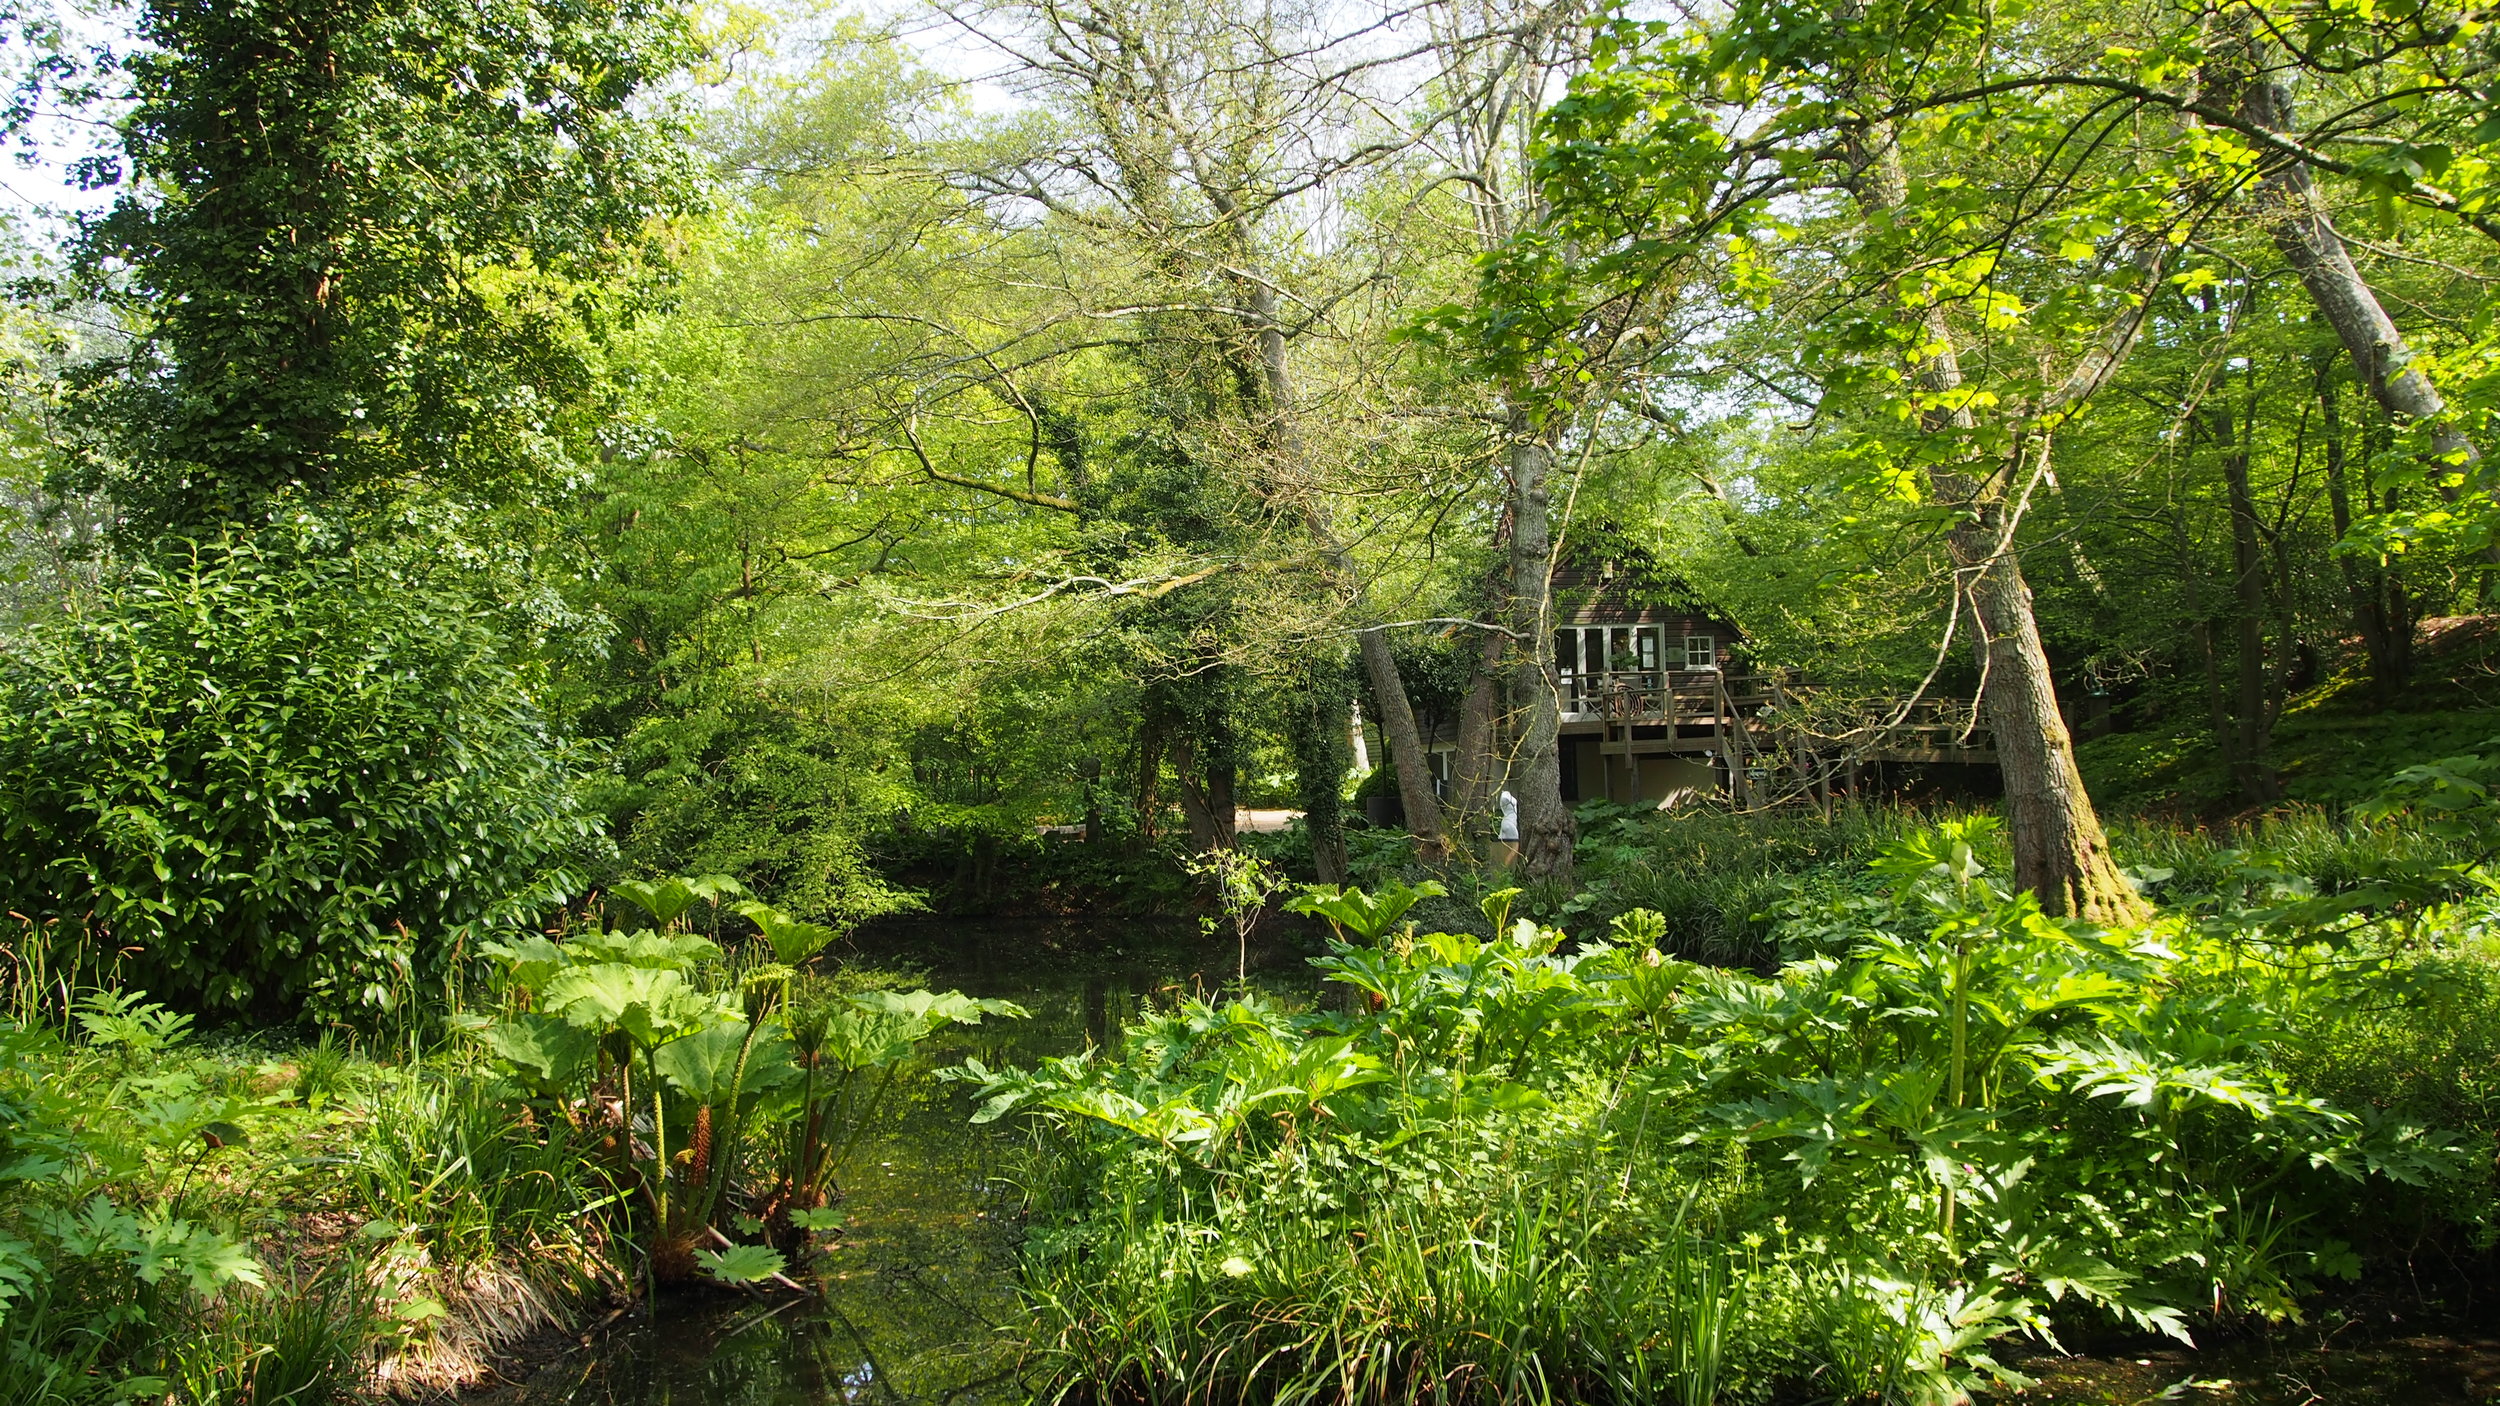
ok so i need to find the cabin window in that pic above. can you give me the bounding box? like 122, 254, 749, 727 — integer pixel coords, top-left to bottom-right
1555, 625, 1673, 707
1683, 635, 1717, 669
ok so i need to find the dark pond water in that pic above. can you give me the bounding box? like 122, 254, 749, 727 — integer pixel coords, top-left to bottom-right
488, 918, 2495, 1406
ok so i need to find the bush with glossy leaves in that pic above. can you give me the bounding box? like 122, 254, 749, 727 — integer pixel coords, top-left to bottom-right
0, 528, 603, 1020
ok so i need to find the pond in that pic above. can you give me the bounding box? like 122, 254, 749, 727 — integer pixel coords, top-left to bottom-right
485, 917, 2496, 1406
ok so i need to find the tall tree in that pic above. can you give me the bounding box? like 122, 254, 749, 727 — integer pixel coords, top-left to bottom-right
942, 0, 1467, 858
1479, 0, 2194, 917
1417, 0, 1591, 882
66, 0, 699, 533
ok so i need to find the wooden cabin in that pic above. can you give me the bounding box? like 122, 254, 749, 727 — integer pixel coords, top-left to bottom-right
1400, 548, 1997, 814
1548, 560, 1760, 806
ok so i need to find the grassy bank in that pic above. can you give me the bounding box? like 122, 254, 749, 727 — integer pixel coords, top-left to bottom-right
977, 810, 2500, 1404
0, 883, 1020, 1403
1558, 799, 2484, 968
2076, 615, 2500, 818
0, 1000, 623, 1402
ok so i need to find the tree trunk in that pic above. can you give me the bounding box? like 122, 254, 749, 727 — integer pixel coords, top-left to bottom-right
1237, 275, 1450, 864
2319, 363, 2413, 697
1842, 121, 2148, 923
2218, 407, 2281, 803
1168, 735, 1236, 851
1357, 626, 1449, 862
2232, 50, 2480, 474
2174, 498, 2241, 785
1449, 626, 1508, 834
1288, 656, 1354, 884
1506, 424, 1576, 885
1947, 512, 2143, 921
1132, 712, 1163, 846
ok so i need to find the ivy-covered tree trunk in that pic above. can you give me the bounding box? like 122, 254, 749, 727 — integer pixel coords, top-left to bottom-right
1286, 654, 1355, 883
1132, 710, 1165, 847
1448, 627, 1507, 836
1169, 734, 1237, 852
2218, 406, 2282, 804
70, 0, 695, 534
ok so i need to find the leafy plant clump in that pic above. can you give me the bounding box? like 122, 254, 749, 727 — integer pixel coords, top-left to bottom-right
974, 821, 2488, 1404
474, 874, 1024, 1289
0, 528, 603, 1021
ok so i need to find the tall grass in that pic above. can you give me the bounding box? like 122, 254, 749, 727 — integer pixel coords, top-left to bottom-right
353, 1068, 620, 1291
169, 1262, 378, 1406
1021, 1172, 1742, 1406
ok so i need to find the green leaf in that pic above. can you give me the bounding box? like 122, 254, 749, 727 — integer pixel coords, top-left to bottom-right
696, 1243, 788, 1285
734, 900, 839, 966
849, 988, 1029, 1030
609, 878, 715, 930
816, 1009, 926, 1072
653, 1019, 756, 1103
540, 963, 716, 1048
480, 935, 571, 991
479, 1013, 597, 1091
1283, 880, 1448, 943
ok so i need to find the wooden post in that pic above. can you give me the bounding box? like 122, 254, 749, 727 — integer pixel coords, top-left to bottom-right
1618, 684, 1639, 804
1710, 683, 1729, 805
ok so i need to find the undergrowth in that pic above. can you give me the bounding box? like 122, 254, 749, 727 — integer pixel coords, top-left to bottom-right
976, 815, 2500, 1405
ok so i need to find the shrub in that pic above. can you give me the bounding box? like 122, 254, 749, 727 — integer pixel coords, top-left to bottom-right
610, 695, 921, 924
0, 529, 602, 1020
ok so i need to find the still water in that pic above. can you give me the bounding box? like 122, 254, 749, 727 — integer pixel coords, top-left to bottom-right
493, 918, 2494, 1406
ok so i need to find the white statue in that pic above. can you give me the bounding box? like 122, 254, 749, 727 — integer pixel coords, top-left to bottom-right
1498, 789, 1519, 842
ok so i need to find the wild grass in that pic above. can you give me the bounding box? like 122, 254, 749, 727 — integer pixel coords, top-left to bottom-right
169, 1261, 378, 1406
0, 929, 632, 1405
353, 1068, 621, 1282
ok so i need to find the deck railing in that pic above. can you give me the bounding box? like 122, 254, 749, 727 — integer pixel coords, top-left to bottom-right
1574, 669, 1993, 755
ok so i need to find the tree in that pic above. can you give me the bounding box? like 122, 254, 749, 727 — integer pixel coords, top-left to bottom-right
1484, 0, 2277, 917
64, 0, 700, 533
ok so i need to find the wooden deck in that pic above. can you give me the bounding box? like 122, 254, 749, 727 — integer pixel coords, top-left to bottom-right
1564, 669, 1995, 808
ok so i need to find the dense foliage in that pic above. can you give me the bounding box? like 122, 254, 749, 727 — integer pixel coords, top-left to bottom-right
0, 530, 599, 1019
976, 821, 2495, 1402
0, 880, 1016, 1400
9, 0, 2500, 1397
62, 0, 700, 532
470, 874, 1022, 1283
